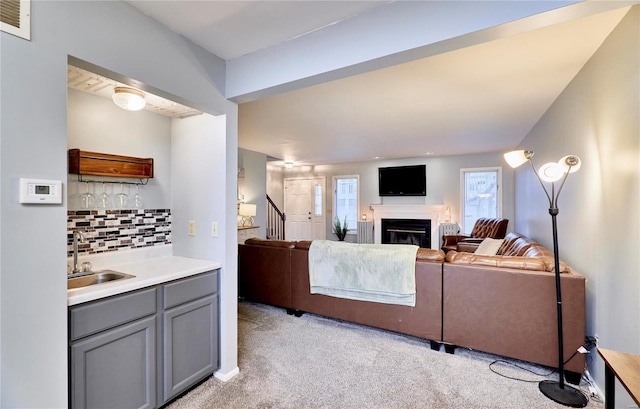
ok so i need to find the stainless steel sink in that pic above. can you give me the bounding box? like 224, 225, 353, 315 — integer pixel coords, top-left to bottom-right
67, 270, 135, 290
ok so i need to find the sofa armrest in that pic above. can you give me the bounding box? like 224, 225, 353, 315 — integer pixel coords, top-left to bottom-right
238, 243, 293, 309
455, 237, 486, 253
442, 234, 470, 253
416, 248, 445, 262
442, 234, 469, 247
456, 242, 480, 253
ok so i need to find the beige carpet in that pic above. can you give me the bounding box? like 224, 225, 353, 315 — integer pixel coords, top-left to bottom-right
168, 301, 603, 409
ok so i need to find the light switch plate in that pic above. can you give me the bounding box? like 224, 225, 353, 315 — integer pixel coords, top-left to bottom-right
188, 220, 196, 236
211, 222, 218, 237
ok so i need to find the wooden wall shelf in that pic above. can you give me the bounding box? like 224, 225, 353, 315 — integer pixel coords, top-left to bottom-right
69, 149, 154, 179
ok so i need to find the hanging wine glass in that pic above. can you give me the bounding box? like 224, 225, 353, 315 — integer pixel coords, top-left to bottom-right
97, 182, 111, 209
133, 184, 143, 210
79, 182, 96, 209
114, 183, 128, 209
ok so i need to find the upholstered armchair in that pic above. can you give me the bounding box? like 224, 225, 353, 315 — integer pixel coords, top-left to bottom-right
441, 217, 509, 253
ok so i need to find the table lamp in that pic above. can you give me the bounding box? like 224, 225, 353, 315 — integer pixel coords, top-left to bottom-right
239, 203, 257, 227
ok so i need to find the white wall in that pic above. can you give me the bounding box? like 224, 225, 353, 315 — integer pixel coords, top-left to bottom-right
238, 148, 267, 238
514, 7, 639, 406
284, 152, 515, 241
170, 113, 239, 379
171, 114, 226, 258
0, 2, 237, 407
266, 163, 285, 211
67, 88, 172, 209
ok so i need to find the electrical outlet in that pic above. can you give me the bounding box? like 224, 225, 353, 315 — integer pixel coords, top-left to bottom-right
211, 222, 218, 237
188, 220, 196, 236
594, 334, 599, 346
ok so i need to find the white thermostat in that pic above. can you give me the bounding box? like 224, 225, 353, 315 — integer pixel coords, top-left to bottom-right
19, 178, 63, 204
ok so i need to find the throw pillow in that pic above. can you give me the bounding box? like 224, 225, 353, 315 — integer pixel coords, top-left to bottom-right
474, 238, 505, 256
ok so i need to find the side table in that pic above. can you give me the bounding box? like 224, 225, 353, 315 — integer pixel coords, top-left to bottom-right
238, 225, 259, 244
598, 348, 640, 409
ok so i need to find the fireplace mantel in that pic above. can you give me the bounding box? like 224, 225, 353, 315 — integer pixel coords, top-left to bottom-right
370, 205, 445, 249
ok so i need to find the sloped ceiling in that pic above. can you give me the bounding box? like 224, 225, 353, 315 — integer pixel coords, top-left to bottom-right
127, 2, 630, 165
237, 7, 629, 164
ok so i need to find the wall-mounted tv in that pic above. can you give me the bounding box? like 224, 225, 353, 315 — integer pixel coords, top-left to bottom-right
378, 164, 426, 196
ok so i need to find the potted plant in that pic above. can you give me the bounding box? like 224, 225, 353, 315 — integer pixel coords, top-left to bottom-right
334, 216, 348, 241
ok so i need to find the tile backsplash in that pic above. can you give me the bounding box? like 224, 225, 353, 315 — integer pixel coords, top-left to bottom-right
68, 209, 171, 257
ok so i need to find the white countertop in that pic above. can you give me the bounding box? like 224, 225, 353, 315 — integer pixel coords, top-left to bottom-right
67, 247, 222, 306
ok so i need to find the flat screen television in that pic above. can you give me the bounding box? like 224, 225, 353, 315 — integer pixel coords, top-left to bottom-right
378, 164, 426, 196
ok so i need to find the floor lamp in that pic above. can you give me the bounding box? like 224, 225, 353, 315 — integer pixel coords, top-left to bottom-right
504, 150, 588, 408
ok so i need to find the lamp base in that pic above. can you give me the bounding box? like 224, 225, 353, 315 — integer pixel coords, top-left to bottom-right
240, 216, 254, 227
539, 380, 588, 408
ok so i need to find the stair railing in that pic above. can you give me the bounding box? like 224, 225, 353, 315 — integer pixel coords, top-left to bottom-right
266, 194, 285, 240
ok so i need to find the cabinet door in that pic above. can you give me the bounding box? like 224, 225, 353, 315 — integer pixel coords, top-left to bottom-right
162, 294, 218, 403
71, 316, 156, 409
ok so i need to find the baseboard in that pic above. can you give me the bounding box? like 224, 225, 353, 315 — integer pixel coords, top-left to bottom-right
214, 367, 240, 382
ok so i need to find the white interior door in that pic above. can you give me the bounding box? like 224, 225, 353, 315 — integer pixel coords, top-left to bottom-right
284, 177, 326, 241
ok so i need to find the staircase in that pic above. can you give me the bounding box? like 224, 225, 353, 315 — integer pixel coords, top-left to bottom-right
266, 194, 285, 240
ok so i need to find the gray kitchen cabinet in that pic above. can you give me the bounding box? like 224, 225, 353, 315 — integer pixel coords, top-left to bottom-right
159, 270, 219, 404
162, 294, 218, 402
69, 270, 219, 409
69, 287, 157, 409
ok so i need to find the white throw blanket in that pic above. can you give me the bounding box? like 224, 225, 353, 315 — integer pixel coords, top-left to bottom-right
308, 240, 418, 307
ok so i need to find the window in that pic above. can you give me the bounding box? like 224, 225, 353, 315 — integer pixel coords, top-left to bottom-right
314, 183, 323, 217
460, 167, 502, 234
333, 175, 359, 233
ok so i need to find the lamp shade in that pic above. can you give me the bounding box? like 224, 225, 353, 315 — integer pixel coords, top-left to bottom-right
504, 150, 534, 168
538, 162, 565, 182
558, 155, 581, 173
239, 203, 256, 217
112, 87, 146, 111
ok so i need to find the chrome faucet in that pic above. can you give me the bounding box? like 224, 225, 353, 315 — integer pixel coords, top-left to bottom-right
72, 230, 86, 273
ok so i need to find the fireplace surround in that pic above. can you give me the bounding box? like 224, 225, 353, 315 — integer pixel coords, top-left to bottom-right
370, 205, 445, 249
381, 218, 431, 248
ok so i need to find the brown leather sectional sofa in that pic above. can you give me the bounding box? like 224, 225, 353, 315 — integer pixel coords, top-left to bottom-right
238, 232, 586, 382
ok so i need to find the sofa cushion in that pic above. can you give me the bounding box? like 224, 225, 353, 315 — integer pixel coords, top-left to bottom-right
474, 238, 504, 255
498, 232, 536, 256
445, 251, 547, 271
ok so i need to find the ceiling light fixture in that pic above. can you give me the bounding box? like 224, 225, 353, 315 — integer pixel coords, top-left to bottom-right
284, 162, 294, 169
112, 87, 146, 111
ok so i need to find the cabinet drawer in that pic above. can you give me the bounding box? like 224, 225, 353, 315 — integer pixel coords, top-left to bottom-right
70, 288, 157, 341
163, 270, 218, 309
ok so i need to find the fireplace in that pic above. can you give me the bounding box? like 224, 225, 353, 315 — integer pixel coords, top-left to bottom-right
381, 218, 431, 248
